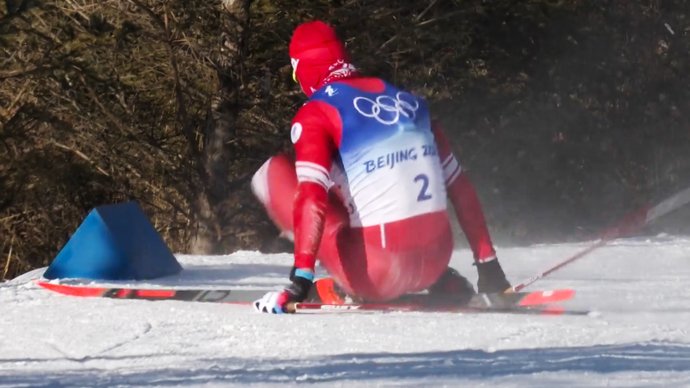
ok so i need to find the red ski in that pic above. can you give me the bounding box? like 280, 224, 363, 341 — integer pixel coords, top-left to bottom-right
290, 301, 589, 316
288, 288, 582, 315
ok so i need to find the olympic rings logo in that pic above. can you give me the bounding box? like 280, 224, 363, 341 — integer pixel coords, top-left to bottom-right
353, 92, 420, 125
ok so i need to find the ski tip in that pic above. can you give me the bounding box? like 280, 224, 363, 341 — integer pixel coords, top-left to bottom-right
518, 288, 576, 306
36, 280, 105, 297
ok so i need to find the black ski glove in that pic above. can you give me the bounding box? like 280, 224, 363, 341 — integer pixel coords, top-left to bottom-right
476, 259, 511, 293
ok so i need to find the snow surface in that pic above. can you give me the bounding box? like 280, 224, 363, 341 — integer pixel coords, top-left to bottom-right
2, 236, 690, 387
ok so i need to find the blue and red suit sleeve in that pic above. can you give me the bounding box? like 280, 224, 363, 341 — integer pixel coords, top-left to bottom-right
432, 121, 497, 263
290, 101, 342, 271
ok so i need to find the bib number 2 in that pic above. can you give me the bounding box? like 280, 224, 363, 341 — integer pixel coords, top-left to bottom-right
414, 174, 432, 201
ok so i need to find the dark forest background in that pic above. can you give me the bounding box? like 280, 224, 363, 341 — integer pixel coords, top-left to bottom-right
1, 0, 689, 280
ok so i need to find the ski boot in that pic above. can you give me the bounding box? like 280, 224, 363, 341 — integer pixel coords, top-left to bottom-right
306, 277, 348, 304
427, 267, 476, 304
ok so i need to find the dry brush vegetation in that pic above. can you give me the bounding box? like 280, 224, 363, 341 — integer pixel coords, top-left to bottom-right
1, 1, 688, 280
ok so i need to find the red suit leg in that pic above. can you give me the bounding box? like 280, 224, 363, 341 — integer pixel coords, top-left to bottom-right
252, 155, 453, 301
319, 213, 453, 301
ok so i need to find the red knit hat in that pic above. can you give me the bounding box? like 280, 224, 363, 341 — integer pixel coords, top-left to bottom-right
289, 21, 352, 96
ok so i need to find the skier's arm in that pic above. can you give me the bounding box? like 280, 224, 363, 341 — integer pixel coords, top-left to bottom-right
432, 121, 496, 262
292, 102, 340, 273
254, 102, 339, 314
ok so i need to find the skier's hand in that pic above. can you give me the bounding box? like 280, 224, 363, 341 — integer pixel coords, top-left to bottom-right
476, 259, 512, 294
253, 268, 313, 314
253, 290, 292, 314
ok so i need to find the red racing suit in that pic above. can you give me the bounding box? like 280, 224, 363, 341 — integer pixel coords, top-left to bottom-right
251, 76, 496, 301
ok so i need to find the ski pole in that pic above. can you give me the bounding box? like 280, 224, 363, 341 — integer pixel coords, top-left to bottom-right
511, 186, 690, 292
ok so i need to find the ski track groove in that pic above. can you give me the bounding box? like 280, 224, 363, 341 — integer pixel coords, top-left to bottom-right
44, 321, 153, 363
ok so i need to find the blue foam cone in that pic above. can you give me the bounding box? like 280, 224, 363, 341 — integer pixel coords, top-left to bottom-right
43, 201, 182, 280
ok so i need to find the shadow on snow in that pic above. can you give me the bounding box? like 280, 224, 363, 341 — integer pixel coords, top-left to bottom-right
3, 342, 690, 386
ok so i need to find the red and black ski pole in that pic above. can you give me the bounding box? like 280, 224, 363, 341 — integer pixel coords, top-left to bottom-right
511, 186, 690, 292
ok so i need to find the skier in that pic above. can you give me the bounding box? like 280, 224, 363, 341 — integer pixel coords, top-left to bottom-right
252, 20, 511, 313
